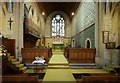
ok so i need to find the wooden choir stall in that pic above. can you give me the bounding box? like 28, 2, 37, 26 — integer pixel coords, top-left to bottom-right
21, 48, 52, 64
64, 48, 96, 64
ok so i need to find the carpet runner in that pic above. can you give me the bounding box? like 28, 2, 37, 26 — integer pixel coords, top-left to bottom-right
42, 53, 76, 82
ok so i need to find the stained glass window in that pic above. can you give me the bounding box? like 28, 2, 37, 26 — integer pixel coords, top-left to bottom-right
52, 15, 64, 36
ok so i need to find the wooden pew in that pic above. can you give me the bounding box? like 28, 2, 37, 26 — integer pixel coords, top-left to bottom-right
2, 76, 41, 83
65, 48, 96, 63
79, 75, 120, 83
21, 48, 52, 63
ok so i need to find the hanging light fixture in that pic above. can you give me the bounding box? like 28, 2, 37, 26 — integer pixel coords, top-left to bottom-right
42, 12, 45, 15
72, 12, 74, 16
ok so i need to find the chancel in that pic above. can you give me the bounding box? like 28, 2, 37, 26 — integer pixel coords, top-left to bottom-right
0, 0, 120, 83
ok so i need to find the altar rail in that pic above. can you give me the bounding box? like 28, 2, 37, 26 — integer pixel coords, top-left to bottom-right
21, 48, 52, 63
64, 48, 96, 63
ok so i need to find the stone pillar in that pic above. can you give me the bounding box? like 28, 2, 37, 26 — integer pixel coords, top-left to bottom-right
95, 2, 100, 66
98, 2, 106, 67
118, 4, 120, 65
14, 2, 24, 61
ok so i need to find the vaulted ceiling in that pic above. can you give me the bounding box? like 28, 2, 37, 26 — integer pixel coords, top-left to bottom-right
37, 2, 80, 19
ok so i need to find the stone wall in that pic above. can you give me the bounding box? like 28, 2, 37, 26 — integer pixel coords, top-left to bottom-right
71, 0, 95, 48
74, 24, 95, 48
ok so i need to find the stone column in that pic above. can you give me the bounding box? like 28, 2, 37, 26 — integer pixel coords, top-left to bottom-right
95, 2, 100, 66
118, 4, 120, 65
14, 2, 24, 61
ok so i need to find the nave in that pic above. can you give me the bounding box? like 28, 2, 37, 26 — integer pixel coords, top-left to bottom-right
1, 0, 120, 83
1, 48, 120, 83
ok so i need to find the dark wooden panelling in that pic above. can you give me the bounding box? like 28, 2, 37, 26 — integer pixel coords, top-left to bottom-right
2, 38, 15, 57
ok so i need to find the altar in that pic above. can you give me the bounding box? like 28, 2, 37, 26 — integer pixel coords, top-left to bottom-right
52, 44, 64, 50
52, 35, 64, 50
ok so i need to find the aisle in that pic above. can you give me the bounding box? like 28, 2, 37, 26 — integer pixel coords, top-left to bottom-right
49, 54, 68, 65
42, 53, 76, 82
52, 49, 64, 54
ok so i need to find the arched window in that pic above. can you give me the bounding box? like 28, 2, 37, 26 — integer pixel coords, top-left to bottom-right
52, 15, 64, 36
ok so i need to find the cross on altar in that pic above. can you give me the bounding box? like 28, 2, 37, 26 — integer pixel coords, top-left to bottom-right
7, 18, 13, 29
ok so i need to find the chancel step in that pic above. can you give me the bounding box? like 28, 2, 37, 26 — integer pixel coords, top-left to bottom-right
70, 63, 101, 69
